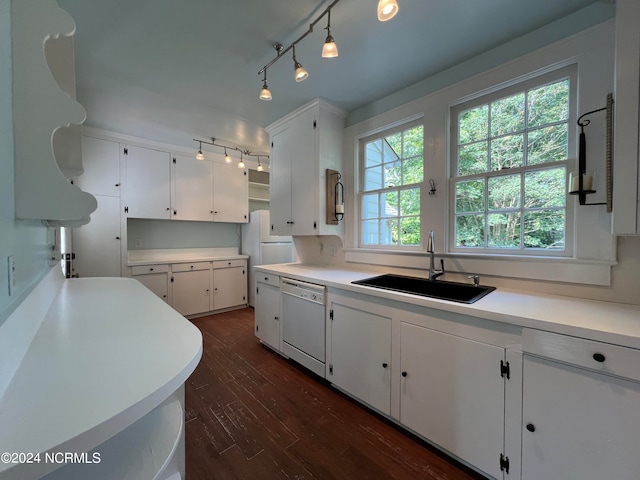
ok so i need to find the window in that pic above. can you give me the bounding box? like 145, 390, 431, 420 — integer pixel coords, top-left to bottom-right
451, 67, 575, 255
360, 122, 424, 247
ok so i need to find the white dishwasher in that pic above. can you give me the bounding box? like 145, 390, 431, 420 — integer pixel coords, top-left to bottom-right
281, 278, 326, 377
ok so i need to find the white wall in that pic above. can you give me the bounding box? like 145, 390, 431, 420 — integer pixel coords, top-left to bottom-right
0, 0, 57, 324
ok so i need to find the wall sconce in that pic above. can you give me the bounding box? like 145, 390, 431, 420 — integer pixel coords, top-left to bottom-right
326, 169, 344, 224
571, 93, 613, 210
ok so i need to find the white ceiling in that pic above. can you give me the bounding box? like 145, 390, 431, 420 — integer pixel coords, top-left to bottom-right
56, 0, 612, 155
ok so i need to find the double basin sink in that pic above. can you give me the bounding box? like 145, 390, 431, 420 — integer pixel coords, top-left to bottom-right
352, 274, 495, 304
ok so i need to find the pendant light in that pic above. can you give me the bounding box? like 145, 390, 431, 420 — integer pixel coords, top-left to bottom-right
377, 0, 399, 21
292, 45, 308, 82
322, 10, 338, 58
224, 147, 231, 164
195, 141, 204, 161
256, 156, 264, 172
237, 151, 246, 169
259, 69, 272, 101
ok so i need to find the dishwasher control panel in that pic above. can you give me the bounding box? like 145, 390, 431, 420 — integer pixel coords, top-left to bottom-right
281, 278, 325, 305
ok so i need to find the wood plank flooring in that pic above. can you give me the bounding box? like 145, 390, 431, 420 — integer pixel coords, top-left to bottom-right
185, 308, 487, 480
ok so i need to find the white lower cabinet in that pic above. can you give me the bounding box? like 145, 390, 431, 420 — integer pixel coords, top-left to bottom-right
255, 274, 281, 350
328, 300, 392, 415
171, 263, 211, 316
212, 260, 247, 311
522, 329, 640, 480
132, 265, 169, 302
400, 322, 506, 480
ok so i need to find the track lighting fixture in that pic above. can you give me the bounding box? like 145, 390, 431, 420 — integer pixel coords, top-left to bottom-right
259, 70, 272, 101
257, 0, 399, 98
292, 45, 308, 82
196, 141, 205, 161
322, 9, 338, 58
193, 138, 267, 170
377, 0, 399, 22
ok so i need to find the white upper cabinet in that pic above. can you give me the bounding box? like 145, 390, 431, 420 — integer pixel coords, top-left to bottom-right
122, 145, 171, 220
75, 136, 121, 197
12, 0, 96, 225
267, 98, 345, 236
212, 161, 249, 223
171, 154, 214, 222
613, 0, 640, 234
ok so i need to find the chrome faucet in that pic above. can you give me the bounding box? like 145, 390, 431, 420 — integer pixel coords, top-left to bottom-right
427, 230, 445, 280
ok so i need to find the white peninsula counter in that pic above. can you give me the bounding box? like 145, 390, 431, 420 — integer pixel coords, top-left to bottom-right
0, 269, 202, 480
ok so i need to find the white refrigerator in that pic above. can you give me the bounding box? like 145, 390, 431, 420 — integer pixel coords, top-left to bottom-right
241, 210, 295, 307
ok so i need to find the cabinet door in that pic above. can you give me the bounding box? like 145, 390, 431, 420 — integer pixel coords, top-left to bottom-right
171, 154, 214, 221
134, 273, 168, 302
400, 322, 505, 480
172, 269, 210, 316
329, 302, 392, 415
213, 266, 247, 311
213, 162, 249, 223
255, 281, 280, 350
269, 126, 293, 235
71, 194, 121, 277
522, 355, 640, 480
76, 136, 121, 197
123, 145, 171, 219
290, 108, 318, 235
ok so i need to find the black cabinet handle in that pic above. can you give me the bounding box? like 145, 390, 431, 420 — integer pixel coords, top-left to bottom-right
149, 268, 154, 271
593, 353, 606, 363
382, 363, 388, 369
401, 371, 407, 377
526, 423, 536, 432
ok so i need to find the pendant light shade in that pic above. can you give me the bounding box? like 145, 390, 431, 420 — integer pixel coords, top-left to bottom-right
259, 69, 272, 101
292, 45, 308, 82
195, 141, 204, 161
322, 10, 338, 58
237, 152, 246, 169
224, 147, 231, 163
377, 0, 399, 21
256, 156, 264, 172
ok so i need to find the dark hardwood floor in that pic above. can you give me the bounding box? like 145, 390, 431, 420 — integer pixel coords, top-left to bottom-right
185, 308, 486, 480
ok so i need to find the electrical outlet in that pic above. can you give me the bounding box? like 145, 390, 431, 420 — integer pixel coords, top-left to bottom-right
134, 238, 142, 248
7, 255, 15, 296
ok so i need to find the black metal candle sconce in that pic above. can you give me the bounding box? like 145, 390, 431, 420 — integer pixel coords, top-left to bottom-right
334, 172, 344, 222
325, 168, 344, 225
572, 93, 613, 210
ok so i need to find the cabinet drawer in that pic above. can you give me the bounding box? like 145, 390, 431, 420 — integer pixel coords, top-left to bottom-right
523, 329, 640, 382
212, 259, 245, 269
171, 262, 211, 273
132, 264, 169, 275
257, 273, 280, 288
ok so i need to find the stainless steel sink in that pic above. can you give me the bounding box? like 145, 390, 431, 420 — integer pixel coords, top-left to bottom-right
351, 274, 495, 304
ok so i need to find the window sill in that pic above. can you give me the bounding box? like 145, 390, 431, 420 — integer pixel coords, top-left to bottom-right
344, 248, 616, 286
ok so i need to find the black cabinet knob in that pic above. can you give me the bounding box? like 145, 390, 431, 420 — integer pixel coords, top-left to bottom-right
382, 363, 388, 369
593, 353, 606, 363
401, 371, 407, 377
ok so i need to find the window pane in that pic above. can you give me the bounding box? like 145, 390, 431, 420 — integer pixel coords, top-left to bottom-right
403, 157, 423, 185
459, 141, 488, 176
488, 174, 521, 211
525, 168, 566, 209
384, 161, 401, 188
361, 220, 379, 245
361, 193, 379, 219
456, 180, 485, 213
381, 191, 398, 217
527, 124, 568, 165
400, 188, 420, 215
403, 126, 424, 157
528, 79, 569, 128
383, 136, 400, 163
491, 93, 525, 136
524, 210, 565, 249
459, 105, 488, 144
456, 214, 485, 247
400, 217, 420, 245
364, 165, 382, 191
381, 218, 398, 245
365, 140, 382, 167
488, 212, 521, 248
490, 134, 524, 170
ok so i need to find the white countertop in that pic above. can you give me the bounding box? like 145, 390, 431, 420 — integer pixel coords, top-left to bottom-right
127, 247, 247, 266
0, 277, 202, 479
255, 264, 640, 350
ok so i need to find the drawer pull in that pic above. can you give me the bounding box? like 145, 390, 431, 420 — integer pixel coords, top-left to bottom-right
593, 353, 606, 363
382, 363, 388, 369
526, 423, 536, 433
149, 268, 154, 271
401, 371, 407, 377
